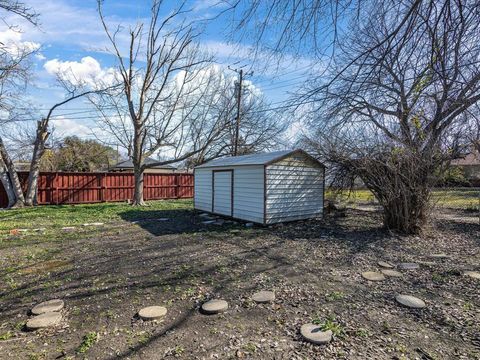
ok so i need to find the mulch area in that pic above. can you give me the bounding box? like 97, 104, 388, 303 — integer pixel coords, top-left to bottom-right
0, 208, 478, 359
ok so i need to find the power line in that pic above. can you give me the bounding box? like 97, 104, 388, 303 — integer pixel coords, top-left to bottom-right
258, 77, 310, 92
251, 63, 316, 86
243, 98, 319, 115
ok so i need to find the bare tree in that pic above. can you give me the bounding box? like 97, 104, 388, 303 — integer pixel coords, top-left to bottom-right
302, 0, 480, 233
96, 0, 230, 205
0, 1, 38, 207
24, 85, 109, 206
0, 0, 38, 25
221, 0, 364, 65
186, 78, 287, 168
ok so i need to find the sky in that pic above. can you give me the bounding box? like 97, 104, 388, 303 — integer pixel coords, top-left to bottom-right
0, 0, 316, 147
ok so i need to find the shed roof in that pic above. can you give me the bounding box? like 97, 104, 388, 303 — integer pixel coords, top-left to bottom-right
113, 158, 176, 169
196, 149, 324, 168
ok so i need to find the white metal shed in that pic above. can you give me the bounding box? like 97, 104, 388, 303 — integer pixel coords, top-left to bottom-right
194, 149, 325, 224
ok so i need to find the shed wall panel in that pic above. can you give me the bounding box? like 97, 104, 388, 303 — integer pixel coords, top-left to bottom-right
265, 154, 324, 224
213, 171, 232, 216
194, 169, 212, 212
233, 166, 264, 223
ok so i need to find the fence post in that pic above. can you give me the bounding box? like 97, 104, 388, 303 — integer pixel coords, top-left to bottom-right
174, 174, 179, 198
53, 172, 59, 205
100, 173, 106, 202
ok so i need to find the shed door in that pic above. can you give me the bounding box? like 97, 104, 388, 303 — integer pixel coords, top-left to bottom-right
212, 170, 233, 216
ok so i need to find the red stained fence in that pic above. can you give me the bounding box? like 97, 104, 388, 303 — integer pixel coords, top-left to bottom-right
0, 172, 194, 208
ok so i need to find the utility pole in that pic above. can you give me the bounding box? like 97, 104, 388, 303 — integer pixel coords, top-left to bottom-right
234, 69, 243, 156
229, 66, 253, 156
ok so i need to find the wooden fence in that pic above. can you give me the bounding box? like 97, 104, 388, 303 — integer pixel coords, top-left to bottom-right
0, 172, 194, 208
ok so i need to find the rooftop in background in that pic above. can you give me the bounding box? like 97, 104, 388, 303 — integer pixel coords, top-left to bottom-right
112, 158, 177, 171
195, 149, 324, 168
451, 151, 480, 166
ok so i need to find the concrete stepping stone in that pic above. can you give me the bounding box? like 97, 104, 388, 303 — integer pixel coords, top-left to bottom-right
361, 271, 385, 281
252, 291, 275, 303
381, 269, 403, 277
201, 299, 228, 314
398, 263, 419, 270
83, 222, 104, 226
202, 220, 216, 225
464, 271, 480, 280
378, 261, 394, 269
431, 253, 449, 259
138, 306, 167, 320
395, 294, 426, 309
31, 299, 64, 315
300, 324, 332, 345
26, 312, 62, 330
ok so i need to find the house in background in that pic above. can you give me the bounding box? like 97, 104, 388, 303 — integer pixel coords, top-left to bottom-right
451, 150, 480, 186
111, 158, 177, 174
13, 161, 31, 172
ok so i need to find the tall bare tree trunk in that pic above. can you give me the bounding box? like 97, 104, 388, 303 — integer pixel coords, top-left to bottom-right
0, 136, 24, 207
0, 155, 16, 208
131, 128, 145, 206
132, 164, 145, 206
25, 119, 49, 206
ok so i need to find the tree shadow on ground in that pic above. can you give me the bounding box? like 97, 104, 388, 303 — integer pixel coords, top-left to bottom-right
271, 209, 390, 254
119, 208, 243, 236
4, 208, 475, 358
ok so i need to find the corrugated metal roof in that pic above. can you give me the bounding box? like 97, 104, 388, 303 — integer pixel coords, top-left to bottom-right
196, 150, 299, 168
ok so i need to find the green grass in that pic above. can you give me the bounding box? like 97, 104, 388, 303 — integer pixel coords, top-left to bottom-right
0, 199, 193, 232
326, 188, 479, 210
312, 315, 345, 337
76, 331, 99, 354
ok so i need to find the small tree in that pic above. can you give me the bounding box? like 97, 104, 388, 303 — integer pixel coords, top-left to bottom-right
39, 136, 119, 172
24, 79, 110, 205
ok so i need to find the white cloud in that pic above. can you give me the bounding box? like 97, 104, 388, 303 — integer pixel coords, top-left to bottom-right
0, 0, 139, 56
50, 117, 93, 137
0, 29, 40, 55
35, 53, 46, 61
44, 56, 117, 88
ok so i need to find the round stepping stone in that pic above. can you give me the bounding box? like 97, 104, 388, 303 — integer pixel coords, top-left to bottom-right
361, 271, 385, 281
381, 269, 403, 277
201, 299, 228, 314
464, 271, 480, 280
26, 312, 62, 330
395, 294, 426, 309
138, 306, 167, 320
300, 324, 333, 345
31, 299, 64, 315
252, 291, 275, 303
398, 263, 419, 270
378, 261, 394, 269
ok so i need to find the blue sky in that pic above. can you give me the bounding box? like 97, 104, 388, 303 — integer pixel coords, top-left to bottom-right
0, 0, 314, 141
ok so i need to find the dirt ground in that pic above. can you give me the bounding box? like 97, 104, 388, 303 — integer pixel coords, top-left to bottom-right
0, 205, 479, 359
